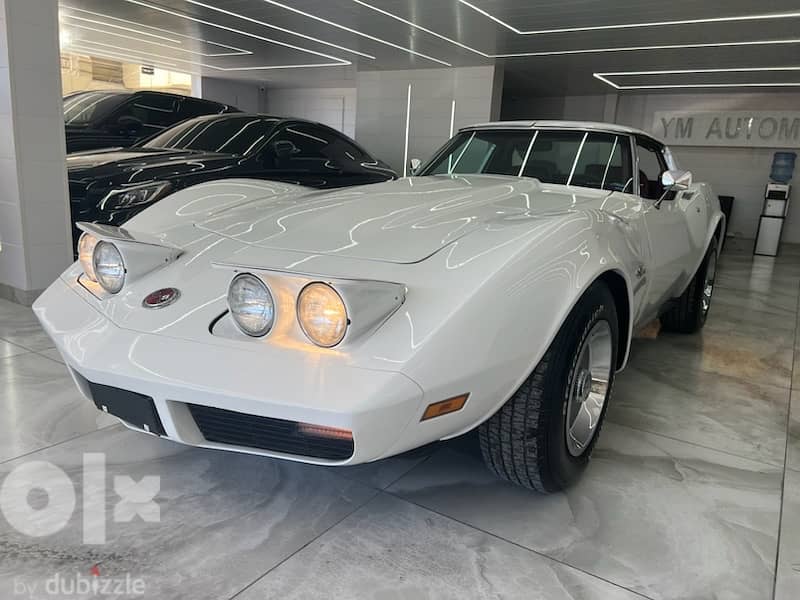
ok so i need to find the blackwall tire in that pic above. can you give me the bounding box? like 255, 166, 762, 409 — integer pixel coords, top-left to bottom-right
661, 238, 718, 334
478, 280, 619, 493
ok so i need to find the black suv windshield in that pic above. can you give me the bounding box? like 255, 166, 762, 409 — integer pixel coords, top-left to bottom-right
142, 116, 280, 155
420, 129, 633, 192
63, 91, 129, 125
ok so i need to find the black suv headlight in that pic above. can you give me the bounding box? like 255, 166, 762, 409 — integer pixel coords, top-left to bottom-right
98, 181, 171, 210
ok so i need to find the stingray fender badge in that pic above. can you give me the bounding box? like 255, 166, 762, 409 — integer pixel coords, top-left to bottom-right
142, 287, 180, 309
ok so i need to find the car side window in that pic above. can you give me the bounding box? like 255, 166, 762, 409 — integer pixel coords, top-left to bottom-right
570, 133, 633, 192
111, 93, 179, 131
636, 138, 669, 200
177, 98, 225, 120
262, 123, 362, 171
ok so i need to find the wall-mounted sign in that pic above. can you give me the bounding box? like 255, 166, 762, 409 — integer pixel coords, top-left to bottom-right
653, 111, 800, 148
140, 65, 155, 75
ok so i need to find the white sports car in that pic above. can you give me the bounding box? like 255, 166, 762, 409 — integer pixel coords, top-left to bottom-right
34, 121, 724, 492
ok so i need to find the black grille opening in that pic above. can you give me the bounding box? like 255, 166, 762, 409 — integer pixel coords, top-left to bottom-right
188, 404, 354, 461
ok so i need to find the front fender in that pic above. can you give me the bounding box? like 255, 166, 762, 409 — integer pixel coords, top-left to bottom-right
394, 209, 642, 443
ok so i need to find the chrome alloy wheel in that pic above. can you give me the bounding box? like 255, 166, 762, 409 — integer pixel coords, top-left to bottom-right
702, 250, 717, 316
565, 320, 613, 457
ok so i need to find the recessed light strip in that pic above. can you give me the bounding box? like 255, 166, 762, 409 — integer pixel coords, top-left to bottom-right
457, 0, 800, 35
347, 1, 800, 60
62, 5, 250, 54
64, 22, 250, 57
61, 13, 182, 43
71, 39, 344, 72
122, 0, 350, 67
594, 68, 800, 90
494, 38, 800, 58
258, 0, 451, 66
183, 0, 375, 60
66, 43, 180, 69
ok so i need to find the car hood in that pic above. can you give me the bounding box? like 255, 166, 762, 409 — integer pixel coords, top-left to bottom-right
194, 174, 612, 264
66, 148, 239, 181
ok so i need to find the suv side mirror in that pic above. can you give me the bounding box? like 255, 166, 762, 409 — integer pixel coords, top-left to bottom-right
661, 169, 692, 191
116, 115, 143, 134
409, 158, 421, 175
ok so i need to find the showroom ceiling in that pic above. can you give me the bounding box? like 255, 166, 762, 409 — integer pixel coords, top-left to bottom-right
58, 0, 800, 93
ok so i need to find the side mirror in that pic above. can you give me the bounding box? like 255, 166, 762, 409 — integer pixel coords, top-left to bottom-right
409, 158, 421, 175
116, 115, 143, 133
661, 169, 692, 191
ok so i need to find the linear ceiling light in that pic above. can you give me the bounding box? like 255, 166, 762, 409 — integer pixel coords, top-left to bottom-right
63, 22, 250, 57
182, 0, 375, 60
349, 0, 800, 60
61, 13, 182, 43
457, 0, 800, 35
66, 43, 180, 69
258, 0, 450, 66
61, 5, 250, 55
70, 39, 340, 72
122, 0, 351, 68
594, 67, 800, 90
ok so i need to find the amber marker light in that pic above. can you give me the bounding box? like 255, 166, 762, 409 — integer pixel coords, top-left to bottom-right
298, 423, 353, 441
421, 394, 469, 421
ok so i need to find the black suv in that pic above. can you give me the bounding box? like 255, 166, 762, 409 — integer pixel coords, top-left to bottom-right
67, 113, 397, 248
63, 90, 238, 153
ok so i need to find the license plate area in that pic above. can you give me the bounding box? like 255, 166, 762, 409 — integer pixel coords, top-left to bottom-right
88, 381, 166, 436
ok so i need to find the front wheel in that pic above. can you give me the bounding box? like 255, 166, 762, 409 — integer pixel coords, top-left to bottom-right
661, 237, 718, 334
478, 281, 619, 493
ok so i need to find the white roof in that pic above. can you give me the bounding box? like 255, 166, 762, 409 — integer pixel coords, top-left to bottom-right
466, 120, 658, 141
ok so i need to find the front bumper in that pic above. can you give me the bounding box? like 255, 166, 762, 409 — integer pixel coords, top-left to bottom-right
34, 277, 426, 465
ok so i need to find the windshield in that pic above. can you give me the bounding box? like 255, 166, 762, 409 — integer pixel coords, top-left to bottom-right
142, 116, 279, 155
420, 129, 633, 192
63, 92, 129, 125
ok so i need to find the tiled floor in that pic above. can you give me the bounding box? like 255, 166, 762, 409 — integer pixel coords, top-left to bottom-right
0, 237, 798, 599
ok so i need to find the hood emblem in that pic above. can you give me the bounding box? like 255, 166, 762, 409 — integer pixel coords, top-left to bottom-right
142, 287, 180, 309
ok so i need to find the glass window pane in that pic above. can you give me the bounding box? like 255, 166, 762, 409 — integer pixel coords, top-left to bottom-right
570, 133, 633, 191
521, 130, 585, 185
143, 116, 278, 155
422, 131, 532, 176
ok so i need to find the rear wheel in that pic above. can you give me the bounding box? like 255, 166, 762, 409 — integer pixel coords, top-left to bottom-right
661, 238, 718, 333
478, 281, 619, 493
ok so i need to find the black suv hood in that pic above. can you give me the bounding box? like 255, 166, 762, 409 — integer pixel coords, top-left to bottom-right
67, 147, 241, 184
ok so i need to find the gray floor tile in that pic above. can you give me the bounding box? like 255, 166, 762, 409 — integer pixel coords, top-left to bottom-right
238, 493, 647, 600
388, 424, 782, 600
0, 427, 377, 600
775, 468, 800, 600
788, 392, 800, 472
337, 444, 438, 490
609, 361, 790, 466
711, 284, 798, 321
0, 339, 29, 359
36, 347, 64, 364
630, 328, 793, 389
0, 353, 116, 462
0, 299, 55, 351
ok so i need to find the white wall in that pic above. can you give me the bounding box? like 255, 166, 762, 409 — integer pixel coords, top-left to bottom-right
200, 77, 266, 113
356, 66, 502, 174
265, 87, 356, 138
0, 0, 71, 303
615, 92, 800, 242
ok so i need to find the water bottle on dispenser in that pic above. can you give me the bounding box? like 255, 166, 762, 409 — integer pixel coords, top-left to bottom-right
755, 152, 796, 256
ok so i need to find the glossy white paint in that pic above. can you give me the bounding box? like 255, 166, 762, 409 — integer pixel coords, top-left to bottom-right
33, 123, 724, 465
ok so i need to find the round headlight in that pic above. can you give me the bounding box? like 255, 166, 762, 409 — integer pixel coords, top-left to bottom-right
78, 233, 98, 281
297, 282, 348, 347
228, 273, 275, 337
92, 241, 125, 294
